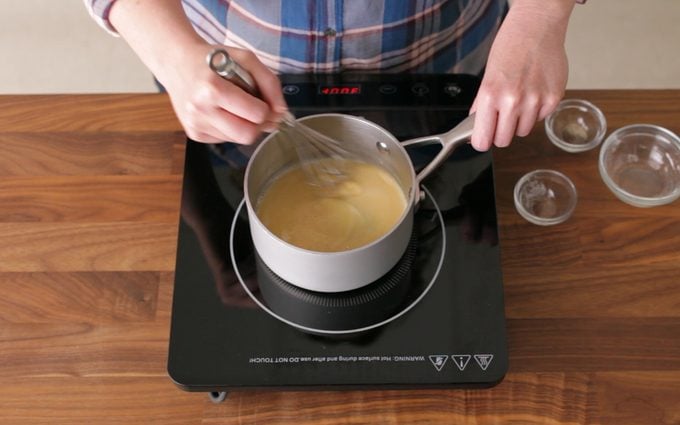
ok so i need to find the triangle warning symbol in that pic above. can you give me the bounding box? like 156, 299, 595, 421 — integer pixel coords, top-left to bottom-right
473, 354, 494, 371
428, 355, 448, 371
451, 354, 471, 371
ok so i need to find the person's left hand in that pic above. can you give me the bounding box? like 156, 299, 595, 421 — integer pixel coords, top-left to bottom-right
470, 0, 575, 151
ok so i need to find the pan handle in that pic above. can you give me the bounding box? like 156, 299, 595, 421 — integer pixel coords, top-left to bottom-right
401, 113, 476, 185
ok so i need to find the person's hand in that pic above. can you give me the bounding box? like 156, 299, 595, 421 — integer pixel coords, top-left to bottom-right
161, 44, 288, 144
109, 0, 287, 145
470, 0, 575, 151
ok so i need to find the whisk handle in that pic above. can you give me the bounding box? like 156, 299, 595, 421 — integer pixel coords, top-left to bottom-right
401, 113, 476, 186
207, 48, 260, 97
207, 48, 296, 126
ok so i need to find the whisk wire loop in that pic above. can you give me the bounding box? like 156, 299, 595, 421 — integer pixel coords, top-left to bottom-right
278, 113, 356, 186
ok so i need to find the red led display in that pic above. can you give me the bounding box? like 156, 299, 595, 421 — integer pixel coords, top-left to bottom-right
318, 85, 361, 95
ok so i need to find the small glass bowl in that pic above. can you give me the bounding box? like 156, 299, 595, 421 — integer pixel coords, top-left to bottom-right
599, 124, 680, 207
545, 99, 607, 153
514, 169, 578, 226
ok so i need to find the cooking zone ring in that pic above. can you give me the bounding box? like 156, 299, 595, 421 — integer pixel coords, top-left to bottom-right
230, 186, 446, 335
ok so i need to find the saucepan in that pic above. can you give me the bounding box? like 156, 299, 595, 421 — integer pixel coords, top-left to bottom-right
244, 113, 474, 292
209, 49, 474, 293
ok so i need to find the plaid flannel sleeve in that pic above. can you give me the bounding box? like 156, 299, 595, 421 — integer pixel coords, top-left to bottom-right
83, 0, 120, 36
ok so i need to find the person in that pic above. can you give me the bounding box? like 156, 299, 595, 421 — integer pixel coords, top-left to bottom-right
84, 0, 579, 151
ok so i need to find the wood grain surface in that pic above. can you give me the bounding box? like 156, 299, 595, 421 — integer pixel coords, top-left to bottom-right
0, 91, 678, 424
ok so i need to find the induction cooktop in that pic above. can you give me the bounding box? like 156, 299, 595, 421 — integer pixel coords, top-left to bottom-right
167, 74, 507, 399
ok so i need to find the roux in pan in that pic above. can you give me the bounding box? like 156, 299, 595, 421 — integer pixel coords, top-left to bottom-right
256, 159, 407, 252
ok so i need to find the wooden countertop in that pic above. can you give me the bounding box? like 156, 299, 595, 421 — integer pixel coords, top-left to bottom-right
0, 91, 678, 424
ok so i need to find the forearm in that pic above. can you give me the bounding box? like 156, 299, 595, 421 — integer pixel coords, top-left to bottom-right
108, 0, 205, 87
507, 0, 576, 42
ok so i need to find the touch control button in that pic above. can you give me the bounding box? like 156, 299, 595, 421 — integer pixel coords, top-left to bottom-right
444, 84, 462, 97
282, 85, 300, 95
379, 84, 397, 95
411, 83, 429, 96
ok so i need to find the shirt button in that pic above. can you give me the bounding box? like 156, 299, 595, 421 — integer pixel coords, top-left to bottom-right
324, 27, 337, 37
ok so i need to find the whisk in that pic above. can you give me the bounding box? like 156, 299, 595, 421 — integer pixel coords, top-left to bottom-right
207, 48, 354, 186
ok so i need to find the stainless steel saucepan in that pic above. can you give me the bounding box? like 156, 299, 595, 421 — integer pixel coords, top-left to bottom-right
209, 49, 475, 293
245, 113, 474, 292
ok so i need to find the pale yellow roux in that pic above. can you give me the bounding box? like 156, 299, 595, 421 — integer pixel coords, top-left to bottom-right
256, 160, 407, 252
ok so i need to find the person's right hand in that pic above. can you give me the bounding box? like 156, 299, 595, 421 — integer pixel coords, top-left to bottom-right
161, 44, 288, 144
109, 0, 288, 145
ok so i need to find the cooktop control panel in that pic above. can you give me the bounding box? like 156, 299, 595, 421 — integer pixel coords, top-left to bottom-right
280, 74, 479, 111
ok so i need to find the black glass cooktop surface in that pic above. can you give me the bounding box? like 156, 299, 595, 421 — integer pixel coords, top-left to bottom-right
168, 74, 507, 392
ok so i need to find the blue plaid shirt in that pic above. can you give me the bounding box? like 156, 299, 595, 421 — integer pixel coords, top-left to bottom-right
86, 0, 506, 75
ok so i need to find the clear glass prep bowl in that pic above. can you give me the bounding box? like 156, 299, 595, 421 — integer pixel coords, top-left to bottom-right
545, 99, 607, 153
513, 169, 578, 226
598, 124, 680, 207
